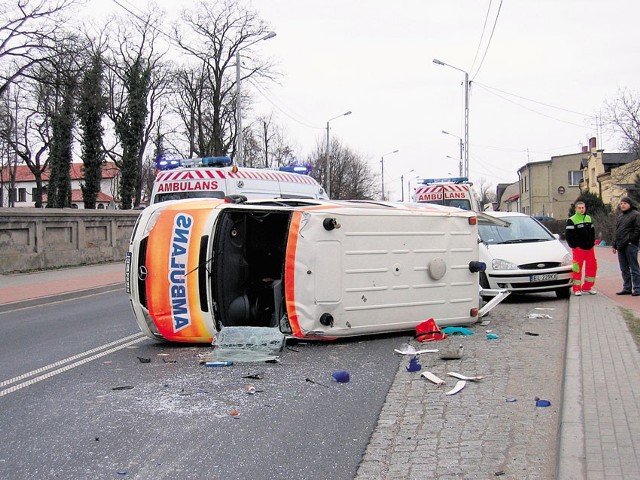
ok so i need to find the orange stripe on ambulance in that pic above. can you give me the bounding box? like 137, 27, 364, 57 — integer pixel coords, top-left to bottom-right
169, 214, 193, 332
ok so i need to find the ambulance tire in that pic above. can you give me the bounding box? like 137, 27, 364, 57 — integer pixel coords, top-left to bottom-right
556, 287, 571, 299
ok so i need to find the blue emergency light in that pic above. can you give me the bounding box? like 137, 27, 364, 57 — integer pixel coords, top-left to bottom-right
279, 164, 312, 175
154, 156, 232, 171
420, 176, 469, 184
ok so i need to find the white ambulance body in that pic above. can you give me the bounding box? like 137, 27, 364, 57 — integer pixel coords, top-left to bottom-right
414, 177, 479, 211
150, 157, 327, 204
126, 198, 487, 343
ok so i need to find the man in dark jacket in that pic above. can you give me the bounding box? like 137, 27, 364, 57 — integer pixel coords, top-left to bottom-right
566, 201, 597, 296
612, 196, 640, 296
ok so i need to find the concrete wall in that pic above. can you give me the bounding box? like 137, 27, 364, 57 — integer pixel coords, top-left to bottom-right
0, 208, 140, 274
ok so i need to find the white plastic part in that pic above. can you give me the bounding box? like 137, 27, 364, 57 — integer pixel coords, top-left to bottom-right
447, 371, 484, 382
421, 371, 446, 385
445, 380, 466, 395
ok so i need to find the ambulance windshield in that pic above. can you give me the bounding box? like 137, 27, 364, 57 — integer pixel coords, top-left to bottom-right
155, 191, 225, 203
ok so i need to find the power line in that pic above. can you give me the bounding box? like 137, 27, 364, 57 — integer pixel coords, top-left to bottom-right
469, 0, 493, 75
474, 82, 593, 128
471, 0, 503, 80
248, 78, 324, 130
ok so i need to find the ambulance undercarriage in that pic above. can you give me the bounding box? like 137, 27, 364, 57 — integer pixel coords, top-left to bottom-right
208, 203, 482, 339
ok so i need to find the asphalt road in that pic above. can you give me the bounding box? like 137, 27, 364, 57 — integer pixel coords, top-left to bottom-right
0, 290, 404, 479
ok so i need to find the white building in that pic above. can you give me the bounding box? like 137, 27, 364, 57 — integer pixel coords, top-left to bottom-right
0, 162, 121, 208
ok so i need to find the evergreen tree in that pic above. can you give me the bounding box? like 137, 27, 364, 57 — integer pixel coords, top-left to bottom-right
115, 60, 150, 210
47, 77, 75, 208
569, 190, 610, 216
78, 54, 106, 209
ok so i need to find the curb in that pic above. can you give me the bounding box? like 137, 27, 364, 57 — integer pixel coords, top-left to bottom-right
0, 283, 124, 314
556, 295, 585, 479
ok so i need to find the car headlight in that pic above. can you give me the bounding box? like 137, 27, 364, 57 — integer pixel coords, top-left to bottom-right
492, 258, 519, 270
561, 253, 572, 266
142, 209, 163, 236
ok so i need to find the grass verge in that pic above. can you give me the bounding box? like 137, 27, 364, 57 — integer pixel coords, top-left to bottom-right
621, 308, 640, 351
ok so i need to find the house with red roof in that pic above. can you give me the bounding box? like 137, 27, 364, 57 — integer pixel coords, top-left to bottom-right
0, 162, 121, 209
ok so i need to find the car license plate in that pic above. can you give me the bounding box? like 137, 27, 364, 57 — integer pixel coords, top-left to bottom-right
530, 273, 557, 282
125, 252, 132, 294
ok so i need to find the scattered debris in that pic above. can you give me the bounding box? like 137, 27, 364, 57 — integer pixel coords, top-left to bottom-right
528, 313, 553, 319
439, 344, 464, 360
478, 320, 491, 326
406, 357, 422, 372
525, 331, 540, 336
486, 333, 499, 340
441, 326, 474, 336
305, 377, 329, 388
394, 343, 439, 355
331, 370, 350, 383
242, 372, 264, 380
229, 409, 241, 418
112, 386, 134, 391
136, 357, 151, 363
535, 398, 551, 407
445, 380, 466, 395
205, 361, 233, 367
207, 326, 285, 363
495, 471, 506, 476
447, 372, 483, 382
415, 318, 447, 342
162, 358, 177, 363
506, 397, 517, 402
421, 371, 446, 385
245, 384, 256, 395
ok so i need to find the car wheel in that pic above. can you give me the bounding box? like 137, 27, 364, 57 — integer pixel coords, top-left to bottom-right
556, 287, 571, 299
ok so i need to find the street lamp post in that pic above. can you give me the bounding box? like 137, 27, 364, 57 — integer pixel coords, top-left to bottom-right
325, 111, 352, 198
380, 149, 399, 200
236, 31, 277, 167
400, 169, 414, 202
442, 130, 464, 177
433, 59, 469, 178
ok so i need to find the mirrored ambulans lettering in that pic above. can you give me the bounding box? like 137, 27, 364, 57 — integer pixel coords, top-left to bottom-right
169, 214, 193, 332
157, 180, 219, 192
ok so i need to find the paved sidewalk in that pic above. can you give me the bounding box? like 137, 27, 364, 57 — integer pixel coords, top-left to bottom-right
0, 262, 124, 312
557, 247, 640, 479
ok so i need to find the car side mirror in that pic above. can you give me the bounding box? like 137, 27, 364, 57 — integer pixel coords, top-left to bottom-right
554, 233, 560, 240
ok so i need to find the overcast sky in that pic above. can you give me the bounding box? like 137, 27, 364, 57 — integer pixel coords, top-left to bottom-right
89, 0, 640, 200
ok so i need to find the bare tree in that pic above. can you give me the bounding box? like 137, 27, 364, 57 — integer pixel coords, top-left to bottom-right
243, 113, 295, 168
102, 9, 170, 209
0, 82, 50, 207
475, 177, 496, 209
173, 0, 277, 158
307, 138, 378, 200
0, 0, 79, 96
604, 88, 640, 159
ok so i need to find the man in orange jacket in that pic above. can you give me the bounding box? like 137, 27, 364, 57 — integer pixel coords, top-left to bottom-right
565, 201, 597, 296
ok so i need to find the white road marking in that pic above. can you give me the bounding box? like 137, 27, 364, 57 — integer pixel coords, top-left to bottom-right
0, 333, 146, 397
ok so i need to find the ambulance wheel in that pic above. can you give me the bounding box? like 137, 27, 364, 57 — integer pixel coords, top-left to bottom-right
556, 287, 571, 299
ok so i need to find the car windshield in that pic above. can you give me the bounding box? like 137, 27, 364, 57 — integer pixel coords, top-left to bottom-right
478, 216, 555, 245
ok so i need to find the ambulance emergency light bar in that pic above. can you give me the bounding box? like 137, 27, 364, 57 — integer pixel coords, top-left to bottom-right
419, 176, 469, 185
155, 156, 232, 171
279, 164, 312, 175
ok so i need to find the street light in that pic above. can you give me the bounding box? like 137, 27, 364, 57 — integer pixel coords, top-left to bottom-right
325, 111, 352, 198
408, 175, 420, 202
236, 31, 277, 167
400, 169, 414, 202
380, 149, 399, 200
433, 58, 469, 178
442, 130, 464, 177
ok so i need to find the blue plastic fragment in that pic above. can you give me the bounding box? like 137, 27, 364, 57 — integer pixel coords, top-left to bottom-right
486, 333, 499, 340
406, 356, 422, 372
331, 370, 350, 383
441, 326, 474, 336
535, 399, 551, 407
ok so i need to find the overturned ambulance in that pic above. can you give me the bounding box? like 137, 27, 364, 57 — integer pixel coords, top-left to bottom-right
125, 198, 488, 343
